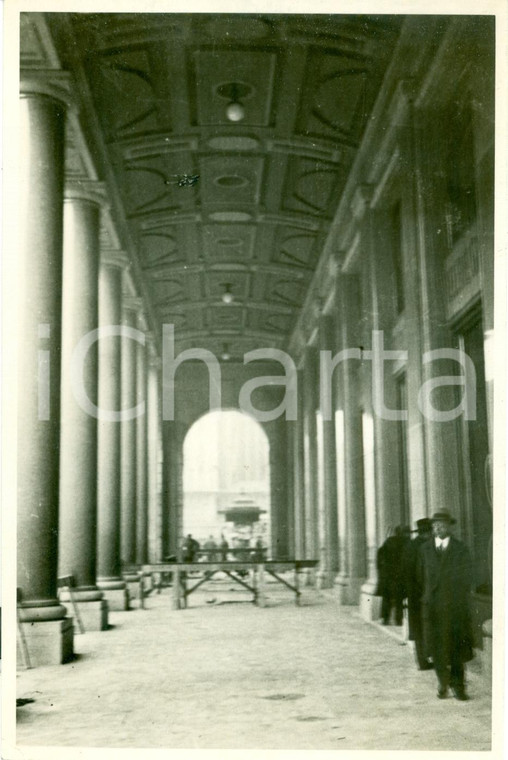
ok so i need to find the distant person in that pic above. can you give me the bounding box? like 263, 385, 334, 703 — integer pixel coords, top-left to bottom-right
253, 538, 265, 562
203, 535, 218, 562
220, 535, 229, 561
181, 534, 200, 563
403, 518, 433, 670
417, 511, 474, 700
376, 526, 409, 626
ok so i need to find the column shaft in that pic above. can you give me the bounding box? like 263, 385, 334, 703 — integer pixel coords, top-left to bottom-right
120, 306, 138, 566
147, 355, 163, 562
292, 370, 306, 560
302, 347, 319, 575
336, 276, 367, 604
97, 258, 128, 609
316, 315, 339, 587
58, 188, 108, 629
18, 90, 67, 624
135, 335, 148, 565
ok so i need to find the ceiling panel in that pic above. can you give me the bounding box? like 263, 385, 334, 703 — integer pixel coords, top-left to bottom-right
49, 12, 402, 350
193, 49, 277, 127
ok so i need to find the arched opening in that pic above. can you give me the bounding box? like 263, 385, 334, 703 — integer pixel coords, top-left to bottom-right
182, 409, 271, 558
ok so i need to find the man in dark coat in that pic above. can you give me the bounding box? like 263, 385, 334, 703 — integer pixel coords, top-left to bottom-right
403, 518, 433, 670
417, 511, 474, 700
376, 526, 409, 626
181, 534, 200, 563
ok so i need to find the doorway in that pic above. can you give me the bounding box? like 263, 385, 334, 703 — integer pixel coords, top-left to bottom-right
182, 410, 271, 558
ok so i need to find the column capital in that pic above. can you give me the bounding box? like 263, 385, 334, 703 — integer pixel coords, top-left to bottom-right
20, 69, 76, 111
123, 295, 144, 312
350, 184, 374, 221
101, 249, 129, 270
64, 180, 108, 207
146, 333, 162, 368
123, 296, 148, 331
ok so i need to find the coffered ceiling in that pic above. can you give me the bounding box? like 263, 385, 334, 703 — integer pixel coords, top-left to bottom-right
45, 13, 402, 359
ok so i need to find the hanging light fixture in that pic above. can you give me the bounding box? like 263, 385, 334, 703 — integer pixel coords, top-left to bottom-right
217, 82, 251, 123
226, 99, 245, 123
221, 283, 234, 304
221, 343, 231, 361
226, 82, 244, 122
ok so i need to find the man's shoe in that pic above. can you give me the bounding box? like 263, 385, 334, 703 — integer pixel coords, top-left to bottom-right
437, 687, 448, 699
452, 687, 470, 701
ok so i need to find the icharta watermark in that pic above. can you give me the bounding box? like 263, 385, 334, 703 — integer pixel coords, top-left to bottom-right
37, 323, 476, 423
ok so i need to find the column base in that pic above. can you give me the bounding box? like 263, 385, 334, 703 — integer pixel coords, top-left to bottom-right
17, 617, 73, 667
126, 579, 141, 600
481, 619, 492, 684
334, 574, 364, 605
97, 579, 130, 611
122, 568, 141, 600
60, 598, 109, 631
360, 579, 382, 621
302, 568, 317, 587
316, 570, 335, 589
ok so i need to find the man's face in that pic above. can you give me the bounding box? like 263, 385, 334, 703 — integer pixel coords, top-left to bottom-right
433, 520, 450, 539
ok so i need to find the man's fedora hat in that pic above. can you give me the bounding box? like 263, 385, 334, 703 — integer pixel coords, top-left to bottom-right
416, 518, 432, 530
430, 510, 456, 524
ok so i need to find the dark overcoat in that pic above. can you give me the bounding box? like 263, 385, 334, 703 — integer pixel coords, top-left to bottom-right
376, 535, 406, 598
402, 535, 430, 641
417, 536, 474, 669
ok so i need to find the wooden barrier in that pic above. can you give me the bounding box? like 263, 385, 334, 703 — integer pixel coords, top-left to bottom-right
140, 560, 318, 610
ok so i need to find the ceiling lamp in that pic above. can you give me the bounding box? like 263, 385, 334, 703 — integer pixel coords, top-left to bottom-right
226, 100, 245, 123
221, 343, 231, 361
221, 283, 234, 304
217, 82, 251, 123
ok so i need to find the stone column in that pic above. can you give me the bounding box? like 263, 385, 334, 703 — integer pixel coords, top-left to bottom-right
58, 180, 108, 631
147, 342, 163, 563
359, 205, 404, 620
302, 346, 319, 582
163, 422, 180, 559
120, 301, 138, 576
267, 420, 289, 559
96, 251, 129, 610
316, 315, 339, 588
292, 369, 306, 560
335, 276, 367, 605
17, 73, 74, 665
135, 320, 149, 566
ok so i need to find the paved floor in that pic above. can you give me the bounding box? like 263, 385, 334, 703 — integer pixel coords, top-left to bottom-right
16, 583, 492, 751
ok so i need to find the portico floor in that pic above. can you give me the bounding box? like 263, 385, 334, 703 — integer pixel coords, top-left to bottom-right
15, 586, 492, 751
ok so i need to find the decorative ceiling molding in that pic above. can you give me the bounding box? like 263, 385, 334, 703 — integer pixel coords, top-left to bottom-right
171, 327, 286, 343
143, 262, 311, 279
159, 299, 296, 316
20, 13, 61, 69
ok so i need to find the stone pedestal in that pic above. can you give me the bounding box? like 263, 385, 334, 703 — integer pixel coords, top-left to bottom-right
17, 618, 74, 667
481, 619, 492, 685
59, 589, 109, 632
97, 582, 130, 612
360, 581, 382, 621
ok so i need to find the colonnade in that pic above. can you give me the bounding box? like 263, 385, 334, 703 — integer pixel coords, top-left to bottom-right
17, 74, 164, 664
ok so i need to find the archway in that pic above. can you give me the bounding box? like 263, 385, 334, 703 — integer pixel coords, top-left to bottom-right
182, 410, 271, 558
